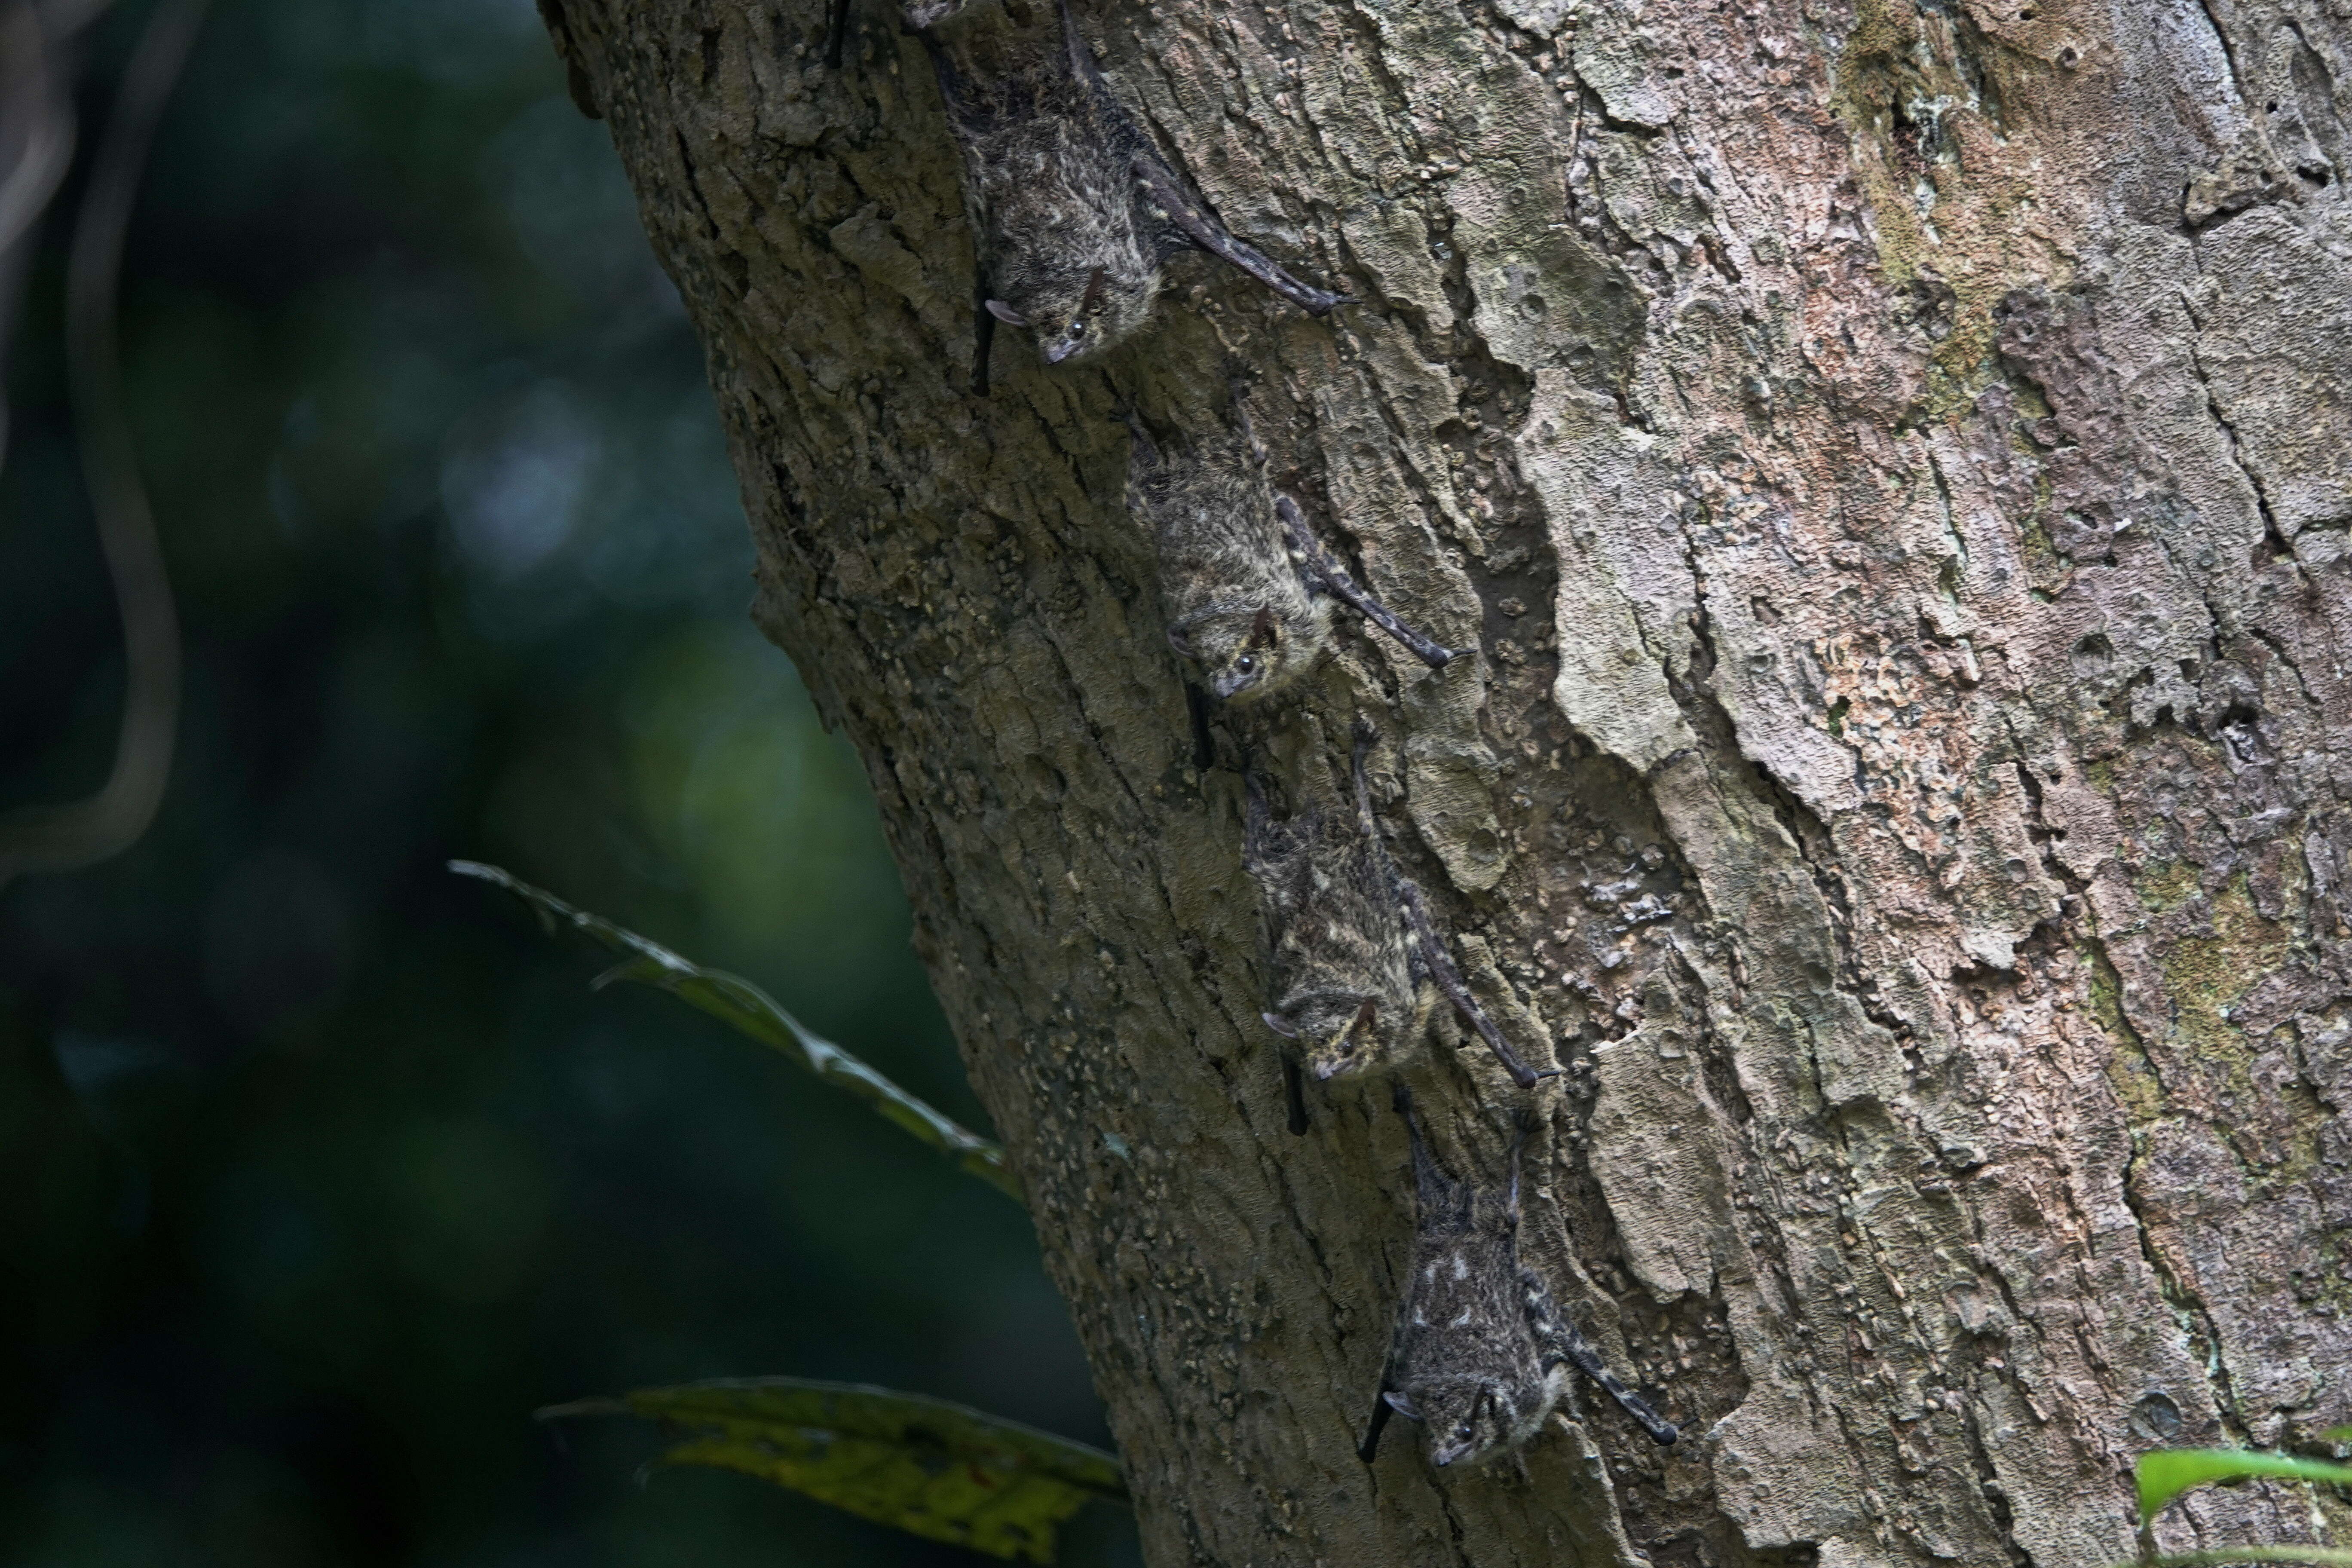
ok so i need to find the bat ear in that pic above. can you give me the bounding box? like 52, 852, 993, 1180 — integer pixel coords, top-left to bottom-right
1260, 1011, 1298, 1039
984, 298, 1030, 326
1353, 998, 1377, 1035
1384, 1391, 1424, 1422
1250, 605, 1278, 646
1081, 265, 1109, 315
1167, 624, 1195, 656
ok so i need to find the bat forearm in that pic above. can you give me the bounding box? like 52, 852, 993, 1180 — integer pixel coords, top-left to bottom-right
1277, 497, 1455, 670
1394, 877, 1544, 1089
1539, 1317, 1679, 1446
1135, 157, 1349, 317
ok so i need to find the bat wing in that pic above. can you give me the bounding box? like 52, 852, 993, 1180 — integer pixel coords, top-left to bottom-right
1525, 1271, 1680, 1447
1131, 154, 1349, 316
1275, 496, 1454, 668
1056, 0, 1115, 99
1046, 0, 1344, 315
1350, 729, 1536, 1087
1395, 876, 1546, 1090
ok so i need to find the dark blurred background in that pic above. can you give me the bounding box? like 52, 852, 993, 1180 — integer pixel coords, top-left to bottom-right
0, 2, 1125, 1562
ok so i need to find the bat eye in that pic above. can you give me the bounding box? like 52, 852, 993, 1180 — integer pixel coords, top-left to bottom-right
1069, 319, 1087, 338
1235, 654, 1258, 674
1455, 1423, 1473, 1440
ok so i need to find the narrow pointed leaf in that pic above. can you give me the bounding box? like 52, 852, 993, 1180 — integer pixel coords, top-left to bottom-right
2114, 1551, 2352, 1566
541, 1377, 1126, 1563
450, 861, 1020, 1203
2138, 1449, 2352, 1525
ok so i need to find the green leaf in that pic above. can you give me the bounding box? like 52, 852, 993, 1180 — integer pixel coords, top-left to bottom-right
450, 861, 1021, 1204
2118, 1551, 2352, 1566
542, 1378, 1127, 1563
2327, 1428, 2352, 1445
2138, 1449, 2352, 1525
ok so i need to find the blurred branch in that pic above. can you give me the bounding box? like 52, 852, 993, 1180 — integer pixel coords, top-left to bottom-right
0, 0, 89, 456
0, 0, 204, 891
450, 860, 1026, 1204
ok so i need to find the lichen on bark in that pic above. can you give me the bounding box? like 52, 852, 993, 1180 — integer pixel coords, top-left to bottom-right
544, 0, 2352, 1562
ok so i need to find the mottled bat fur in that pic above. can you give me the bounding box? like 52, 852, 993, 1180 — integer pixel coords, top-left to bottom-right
1127, 419, 1455, 703
1361, 1086, 1679, 1469
919, 0, 1347, 387
900, 0, 974, 28
1246, 769, 1423, 1101
1245, 725, 1545, 1130
1131, 426, 1329, 705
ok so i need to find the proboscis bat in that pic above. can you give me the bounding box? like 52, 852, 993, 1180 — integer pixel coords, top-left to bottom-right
918, 0, 1348, 391
1360, 1085, 1679, 1469
1127, 419, 1455, 704
1245, 723, 1544, 1130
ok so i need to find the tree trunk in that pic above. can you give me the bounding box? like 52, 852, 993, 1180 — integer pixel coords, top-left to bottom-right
541, 0, 2352, 1562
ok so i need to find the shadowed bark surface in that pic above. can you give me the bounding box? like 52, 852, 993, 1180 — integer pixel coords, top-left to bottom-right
539, 0, 2352, 1561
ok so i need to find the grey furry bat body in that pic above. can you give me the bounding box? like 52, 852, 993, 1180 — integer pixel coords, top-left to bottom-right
1246, 769, 1418, 1109
1126, 423, 1454, 704
1246, 725, 1544, 1129
1361, 1086, 1679, 1468
917, 0, 1346, 387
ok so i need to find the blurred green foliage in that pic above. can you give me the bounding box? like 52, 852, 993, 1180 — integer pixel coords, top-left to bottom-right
0, 1, 1128, 1563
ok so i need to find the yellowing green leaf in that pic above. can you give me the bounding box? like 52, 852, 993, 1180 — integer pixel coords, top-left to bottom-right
2138, 1449, 2352, 1525
451, 861, 1020, 1203
542, 1378, 1126, 1563
2116, 1550, 2352, 1566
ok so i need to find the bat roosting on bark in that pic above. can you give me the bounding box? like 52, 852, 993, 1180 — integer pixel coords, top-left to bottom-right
1127, 418, 1455, 704
826, 0, 973, 70
1246, 723, 1545, 1133
1360, 1085, 1679, 1469
917, 0, 1348, 390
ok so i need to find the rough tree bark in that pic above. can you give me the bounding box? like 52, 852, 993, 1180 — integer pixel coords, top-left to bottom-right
539, 0, 2352, 1562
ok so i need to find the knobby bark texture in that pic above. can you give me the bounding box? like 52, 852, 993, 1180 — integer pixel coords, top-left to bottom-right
542, 0, 2352, 1562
